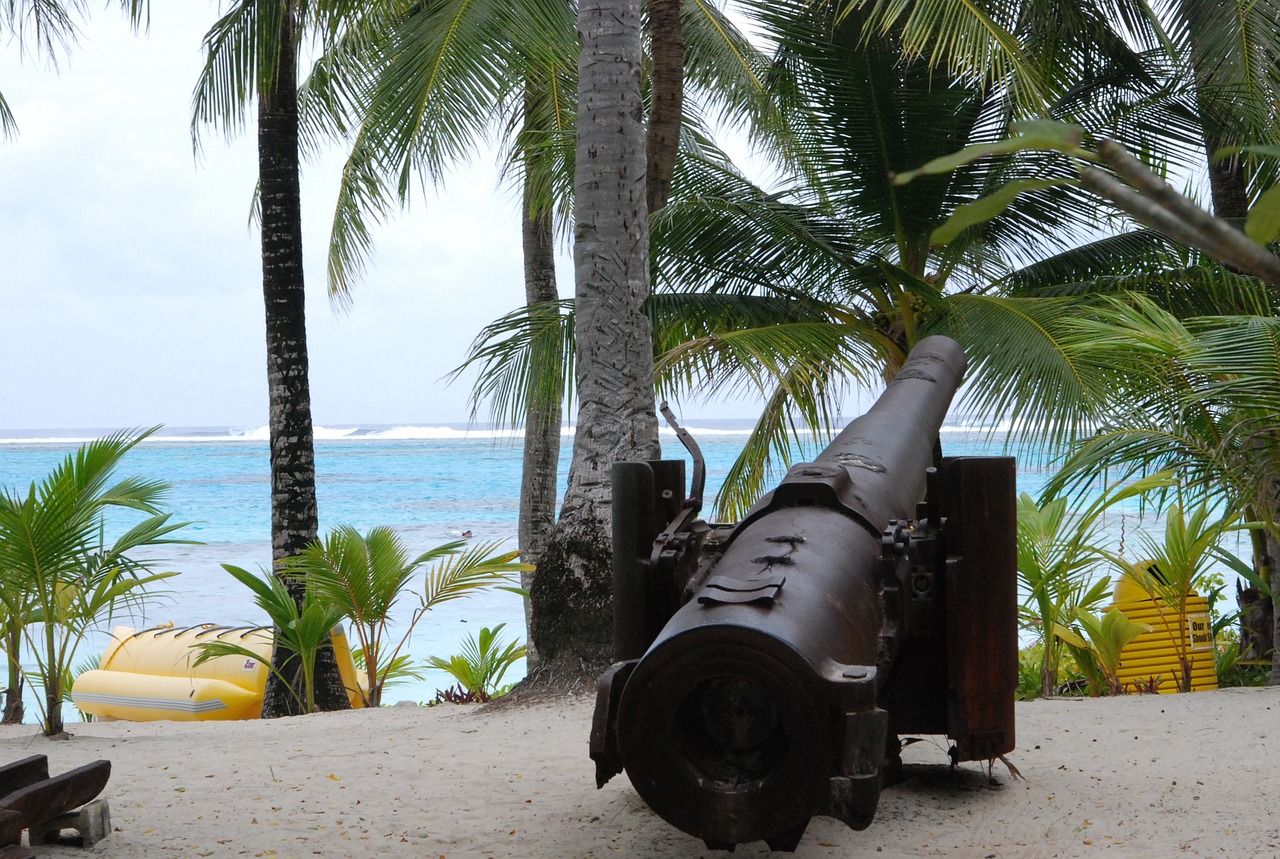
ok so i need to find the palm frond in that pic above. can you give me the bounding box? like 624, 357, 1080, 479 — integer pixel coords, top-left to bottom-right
190, 0, 260, 146
420, 540, 528, 610
834, 0, 1046, 107
0, 89, 17, 140
319, 0, 577, 299
451, 299, 575, 429
938, 294, 1112, 452
1, 0, 84, 63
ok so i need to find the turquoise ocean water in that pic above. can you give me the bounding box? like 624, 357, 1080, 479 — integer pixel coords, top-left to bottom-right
0, 421, 1110, 717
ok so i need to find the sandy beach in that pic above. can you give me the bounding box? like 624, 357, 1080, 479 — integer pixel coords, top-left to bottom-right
0, 686, 1274, 858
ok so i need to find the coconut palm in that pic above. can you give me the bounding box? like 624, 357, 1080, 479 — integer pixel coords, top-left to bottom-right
300, 0, 806, 674
518, 0, 657, 675
427, 622, 528, 702
1017, 473, 1172, 696
192, 0, 366, 714
1114, 502, 1236, 692
296, 0, 579, 658
656, 0, 1280, 515
1043, 297, 1280, 680
196, 563, 346, 715
466, 0, 1200, 518
0, 429, 189, 736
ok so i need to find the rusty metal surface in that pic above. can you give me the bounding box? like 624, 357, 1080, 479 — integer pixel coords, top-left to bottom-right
594, 335, 1017, 852
735, 335, 966, 542
939, 456, 1018, 762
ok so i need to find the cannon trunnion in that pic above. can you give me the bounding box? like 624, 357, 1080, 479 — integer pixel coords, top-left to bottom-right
590, 336, 1018, 851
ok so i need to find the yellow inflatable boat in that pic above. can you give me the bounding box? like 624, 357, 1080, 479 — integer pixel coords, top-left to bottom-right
72, 624, 366, 721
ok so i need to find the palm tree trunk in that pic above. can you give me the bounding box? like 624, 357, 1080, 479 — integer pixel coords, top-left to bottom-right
44, 622, 62, 736
3, 624, 23, 725
1238, 515, 1272, 663
1267, 530, 1280, 685
256, 1, 348, 716
646, 0, 684, 214
1176, 0, 1250, 221
526, 0, 660, 682
1204, 134, 1250, 220
518, 175, 562, 670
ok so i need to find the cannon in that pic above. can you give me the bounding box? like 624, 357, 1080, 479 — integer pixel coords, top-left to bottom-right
589, 335, 1017, 851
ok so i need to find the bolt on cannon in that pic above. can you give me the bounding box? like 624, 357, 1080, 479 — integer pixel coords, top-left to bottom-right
590, 335, 1018, 851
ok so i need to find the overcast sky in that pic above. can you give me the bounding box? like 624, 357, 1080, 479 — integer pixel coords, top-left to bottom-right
2, 3, 719, 431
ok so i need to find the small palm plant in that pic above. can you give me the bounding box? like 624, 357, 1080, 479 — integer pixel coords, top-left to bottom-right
0, 429, 190, 735
1116, 502, 1238, 692
1017, 471, 1172, 697
281, 527, 529, 707
194, 564, 345, 715
428, 623, 528, 703
1057, 608, 1153, 696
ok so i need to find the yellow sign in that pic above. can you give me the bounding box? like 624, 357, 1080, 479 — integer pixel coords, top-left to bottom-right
1188, 614, 1213, 651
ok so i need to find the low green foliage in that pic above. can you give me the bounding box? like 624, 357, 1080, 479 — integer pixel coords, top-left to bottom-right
352, 649, 425, 692
1016, 644, 1044, 701
1214, 632, 1270, 688
281, 527, 529, 707
1057, 607, 1152, 696
428, 623, 527, 703
1017, 472, 1172, 698
1113, 502, 1241, 692
68, 654, 101, 723
194, 564, 345, 715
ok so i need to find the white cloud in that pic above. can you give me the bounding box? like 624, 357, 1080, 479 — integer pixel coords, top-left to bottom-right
0, 4, 541, 429
1, 3, 775, 432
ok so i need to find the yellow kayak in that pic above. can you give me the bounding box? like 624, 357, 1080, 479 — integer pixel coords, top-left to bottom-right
72, 624, 366, 721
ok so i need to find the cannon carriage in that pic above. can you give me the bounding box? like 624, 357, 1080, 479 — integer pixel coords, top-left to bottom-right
590, 335, 1018, 851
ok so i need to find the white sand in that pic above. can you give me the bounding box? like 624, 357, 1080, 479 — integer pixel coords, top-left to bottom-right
2, 686, 1277, 858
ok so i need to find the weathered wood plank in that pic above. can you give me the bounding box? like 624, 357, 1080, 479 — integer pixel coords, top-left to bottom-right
0, 757, 48, 800
0, 760, 110, 846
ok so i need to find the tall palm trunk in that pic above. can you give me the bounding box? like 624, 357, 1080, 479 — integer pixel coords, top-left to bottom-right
646, 0, 683, 214
257, 1, 348, 716
1175, 0, 1251, 220
518, 157, 562, 669
1174, 0, 1272, 673
527, 0, 659, 680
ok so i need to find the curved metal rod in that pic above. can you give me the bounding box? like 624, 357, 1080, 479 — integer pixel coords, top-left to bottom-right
659, 401, 705, 514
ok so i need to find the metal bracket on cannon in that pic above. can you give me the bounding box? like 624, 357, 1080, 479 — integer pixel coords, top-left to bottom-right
609, 404, 736, 661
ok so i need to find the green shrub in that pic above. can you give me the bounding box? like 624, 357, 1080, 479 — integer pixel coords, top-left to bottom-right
428, 623, 527, 703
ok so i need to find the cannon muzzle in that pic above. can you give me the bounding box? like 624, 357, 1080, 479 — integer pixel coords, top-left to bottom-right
590, 336, 1018, 851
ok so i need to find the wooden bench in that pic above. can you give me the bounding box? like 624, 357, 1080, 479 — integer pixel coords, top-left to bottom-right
0, 755, 111, 849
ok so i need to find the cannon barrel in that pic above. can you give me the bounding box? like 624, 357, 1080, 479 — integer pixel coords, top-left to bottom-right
591, 336, 1018, 851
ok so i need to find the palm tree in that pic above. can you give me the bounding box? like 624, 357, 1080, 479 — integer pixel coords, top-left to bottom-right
192, 0, 353, 714
839, 0, 1280, 219
1042, 297, 1280, 680
461, 0, 1205, 520
845, 0, 1280, 663
300, 0, 797, 672
301, 0, 580, 660
518, 0, 658, 676
638, 0, 1196, 514
653, 0, 1280, 514
281, 527, 527, 707
0, 0, 148, 139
